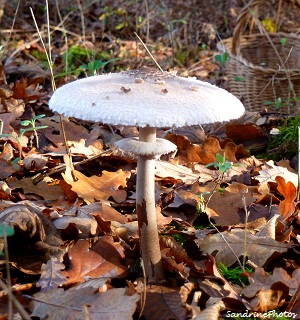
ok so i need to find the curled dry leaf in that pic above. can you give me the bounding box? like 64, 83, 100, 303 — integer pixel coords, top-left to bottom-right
23, 153, 48, 170
203, 256, 242, 300
250, 282, 289, 312
275, 176, 297, 220
0, 204, 63, 273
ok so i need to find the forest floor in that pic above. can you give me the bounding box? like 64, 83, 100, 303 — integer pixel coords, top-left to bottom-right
1, 1, 300, 319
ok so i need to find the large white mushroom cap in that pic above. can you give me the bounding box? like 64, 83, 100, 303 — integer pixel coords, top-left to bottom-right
49, 68, 245, 127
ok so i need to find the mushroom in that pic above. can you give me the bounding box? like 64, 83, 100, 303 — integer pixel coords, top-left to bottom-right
49, 68, 245, 283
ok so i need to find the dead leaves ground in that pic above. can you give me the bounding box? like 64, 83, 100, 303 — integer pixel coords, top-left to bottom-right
0, 64, 299, 320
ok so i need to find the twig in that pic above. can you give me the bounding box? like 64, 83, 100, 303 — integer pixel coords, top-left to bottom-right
242, 195, 250, 269
32, 149, 113, 184
29, 7, 56, 91
138, 259, 147, 319
275, 0, 283, 33
0, 279, 31, 320
286, 282, 300, 312
134, 31, 164, 72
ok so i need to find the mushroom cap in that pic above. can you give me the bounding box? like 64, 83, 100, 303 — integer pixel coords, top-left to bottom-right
49, 69, 245, 127
115, 137, 177, 156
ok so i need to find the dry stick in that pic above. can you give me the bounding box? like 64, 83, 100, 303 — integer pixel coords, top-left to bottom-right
144, 0, 150, 44
32, 149, 113, 184
242, 195, 250, 270
55, 0, 69, 76
30, 6, 70, 156
275, 0, 283, 33
134, 31, 164, 72
4, 12, 72, 64
0, 283, 35, 299
76, 0, 86, 44
0, 228, 30, 320
76, 0, 90, 62
45, 0, 51, 65
0, 2, 21, 317
30, 8, 55, 91
0, 279, 31, 320
286, 282, 300, 312
23, 294, 123, 315
138, 259, 147, 319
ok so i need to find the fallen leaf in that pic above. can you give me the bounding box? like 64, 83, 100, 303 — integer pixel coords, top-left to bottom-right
250, 283, 288, 312
155, 160, 200, 184
241, 267, 300, 298
203, 183, 254, 226
23, 153, 48, 170
139, 285, 187, 320
31, 287, 139, 320
200, 229, 289, 267
62, 155, 130, 203
7, 177, 64, 200
276, 176, 297, 220
36, 257, 67, 291
255, 160, 298, 187
62, 238, 127, 285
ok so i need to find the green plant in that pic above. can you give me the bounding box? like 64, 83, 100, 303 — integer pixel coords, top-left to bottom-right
264, 95, 300, 112
214, 52, 229, 66
0, 114, 48, 158
20, 114, 48, 148
0, 224, 14, 255
196, 192, 210, 214
55, 45, 119, 78
99, 5, 128, 31
206, 152, 233, 173
218, 262, 252, 286
267, 115, 299, 160
80, 58, 120, 76
280, 36, 287, 46
234, 76, 244, 82
171, 233, 187, 247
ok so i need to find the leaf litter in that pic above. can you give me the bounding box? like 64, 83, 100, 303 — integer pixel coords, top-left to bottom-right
0, 3, 300, 319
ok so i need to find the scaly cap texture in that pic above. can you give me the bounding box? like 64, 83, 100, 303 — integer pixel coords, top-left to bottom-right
49, 68, 245, 127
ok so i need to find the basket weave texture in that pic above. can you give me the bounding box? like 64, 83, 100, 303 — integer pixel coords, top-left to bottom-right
217, 0, 300, 114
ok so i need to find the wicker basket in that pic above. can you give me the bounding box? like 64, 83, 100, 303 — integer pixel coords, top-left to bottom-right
217, 0, 300, 114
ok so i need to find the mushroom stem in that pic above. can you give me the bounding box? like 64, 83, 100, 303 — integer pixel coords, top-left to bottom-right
136, 126, 165, 282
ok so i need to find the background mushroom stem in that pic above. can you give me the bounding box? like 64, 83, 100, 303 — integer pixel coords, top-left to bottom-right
136, 126, 165, 282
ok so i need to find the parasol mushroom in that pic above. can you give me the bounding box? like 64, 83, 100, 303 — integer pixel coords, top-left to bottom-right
49, 68, 245, 283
